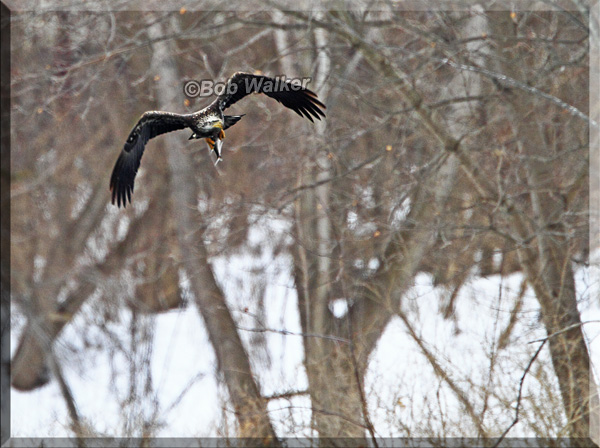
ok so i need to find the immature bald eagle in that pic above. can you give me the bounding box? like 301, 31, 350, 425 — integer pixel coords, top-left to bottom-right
109, 72, 326, 207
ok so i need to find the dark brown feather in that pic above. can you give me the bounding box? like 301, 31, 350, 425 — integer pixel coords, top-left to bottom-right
110, 112, 190, 207
213, 72, 326, 122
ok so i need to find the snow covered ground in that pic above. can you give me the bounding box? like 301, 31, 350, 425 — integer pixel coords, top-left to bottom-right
10, 217, 600, 439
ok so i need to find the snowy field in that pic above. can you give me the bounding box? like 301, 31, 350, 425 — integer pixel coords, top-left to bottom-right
10, 217, 600, 439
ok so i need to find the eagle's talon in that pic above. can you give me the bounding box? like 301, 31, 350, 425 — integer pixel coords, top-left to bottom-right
205, 138, 215, 149
219, 129, 226, 140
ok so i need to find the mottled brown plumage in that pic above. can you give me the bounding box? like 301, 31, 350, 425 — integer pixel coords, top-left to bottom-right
110, 72, 326, 208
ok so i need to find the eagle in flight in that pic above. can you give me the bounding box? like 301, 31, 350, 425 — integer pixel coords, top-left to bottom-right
109, 72, 326, 207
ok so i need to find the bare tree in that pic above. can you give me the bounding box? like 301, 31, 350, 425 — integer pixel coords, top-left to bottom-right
7, 3, 598, 446
145, 13, 279, 443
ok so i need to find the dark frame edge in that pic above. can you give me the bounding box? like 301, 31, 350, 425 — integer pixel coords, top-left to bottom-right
0, 5, 598, 448
0, 1, 11, 447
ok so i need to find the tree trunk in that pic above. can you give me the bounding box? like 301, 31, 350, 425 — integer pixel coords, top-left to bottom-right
273, 11, 368, 442
146, 15, 279, 444
488, 13, 596, 442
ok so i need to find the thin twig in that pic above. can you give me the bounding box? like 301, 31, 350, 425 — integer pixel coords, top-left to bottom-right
238, 326, 351, 344
493, 320, 600, 447
276, 150, 386, 212
48, 351, 86, 445
492, 339, 547, 448
439, 58, 597, 129
264, 389, 309, 401
253, 9, 597, 128
349, 340, 380, 448
528, 320, 600, 344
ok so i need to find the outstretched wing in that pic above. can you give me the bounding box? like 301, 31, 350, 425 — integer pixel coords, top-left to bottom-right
213, 72, 326, 122
110, 111, 191, 208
